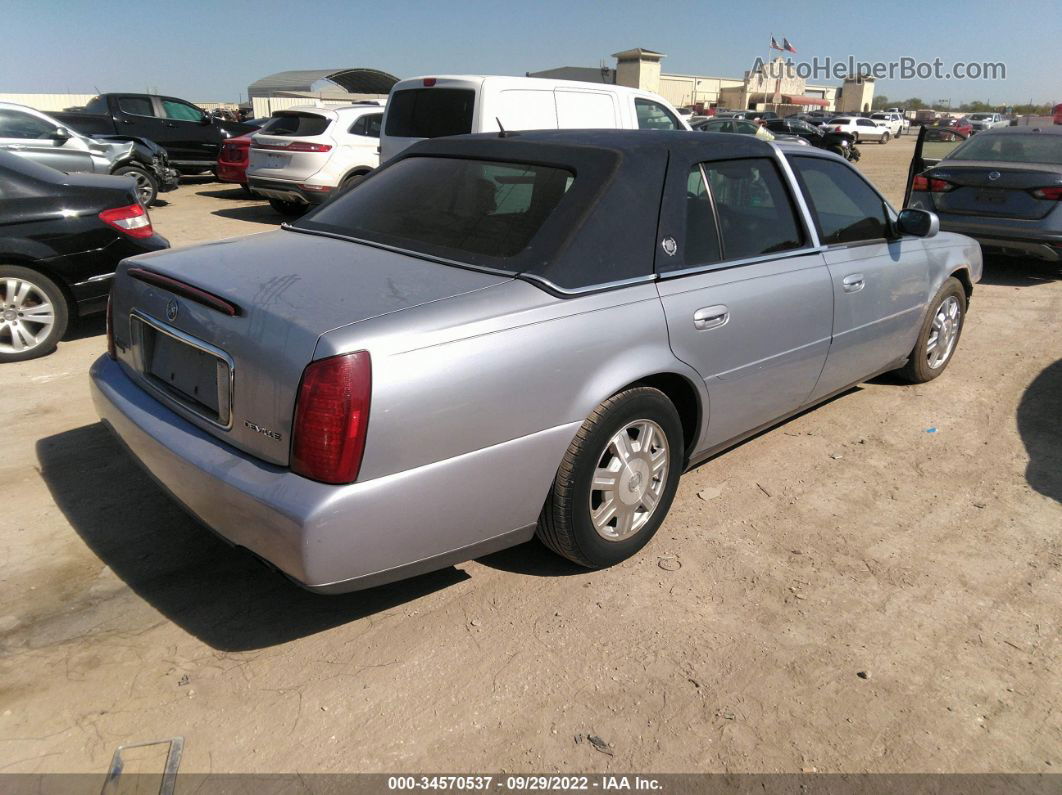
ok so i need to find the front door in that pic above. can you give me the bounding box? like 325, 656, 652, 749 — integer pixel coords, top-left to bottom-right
655, 154, 834, 454
787, 155, 930, 400
0, 107, 94, 173
158, 96, 217, 165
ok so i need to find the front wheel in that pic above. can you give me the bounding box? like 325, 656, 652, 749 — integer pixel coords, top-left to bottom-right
112, 166, 158, 206
268, 197, 307, 218
895, 277, 967, 383
0, 265, 70, 362
880, 132, 890, 144
536, 387, 684, 568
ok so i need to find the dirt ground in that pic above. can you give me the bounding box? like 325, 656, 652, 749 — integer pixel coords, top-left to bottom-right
1, 135, 1060, 775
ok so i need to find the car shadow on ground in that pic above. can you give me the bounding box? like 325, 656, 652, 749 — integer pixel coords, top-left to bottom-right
1017, 359, 1062, 503
196, 186, 253, 200
979, 256, 1061, 288
476, 539, 586, 578
36, 423, 468, 651
64, 314, 105, 342
210, 205, 284, 225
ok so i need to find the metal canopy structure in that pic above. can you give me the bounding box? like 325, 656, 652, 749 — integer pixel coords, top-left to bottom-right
248, 68, 399, 99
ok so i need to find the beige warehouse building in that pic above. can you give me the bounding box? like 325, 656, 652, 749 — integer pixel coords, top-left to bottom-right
531, 48, 874, 115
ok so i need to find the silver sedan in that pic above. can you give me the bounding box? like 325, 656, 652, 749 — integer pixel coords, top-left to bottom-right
91, 130, 982, 593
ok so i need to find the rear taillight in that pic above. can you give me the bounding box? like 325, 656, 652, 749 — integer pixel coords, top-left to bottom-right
834, 125, 842, 132
423, 78, 437, 87
220, 144, 242, 162
1031, 186, 1062, 200
106, 293, 115, 359
299, 183, 333, 193
291, 351, 372, 485
253, 141, 332, 152
99, 203, 153, 238
911, 175, 954, 193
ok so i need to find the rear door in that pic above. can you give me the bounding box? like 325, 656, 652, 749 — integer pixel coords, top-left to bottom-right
788, 155, 930, 400
380, 82, 477, 161
0, 107, 96, 173
159, 96, 217, 164
110, 95, 167, 144
655, 153, 833, 452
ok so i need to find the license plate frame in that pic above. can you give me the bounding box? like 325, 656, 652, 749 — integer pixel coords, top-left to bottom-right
130, 311, 234, 429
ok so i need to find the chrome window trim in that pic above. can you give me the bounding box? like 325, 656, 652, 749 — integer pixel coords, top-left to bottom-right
73, 272, 115, 286
128, 309, 236, 430
657, 245, 827, 281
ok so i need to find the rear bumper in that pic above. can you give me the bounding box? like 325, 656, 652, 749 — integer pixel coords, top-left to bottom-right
248, 177, 332, 205
90, 355, 572, 593
216, 162, 246, 184
936, 223, 1062, 262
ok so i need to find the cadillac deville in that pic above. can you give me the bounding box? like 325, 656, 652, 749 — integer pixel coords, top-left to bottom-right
90, 131, 982, 593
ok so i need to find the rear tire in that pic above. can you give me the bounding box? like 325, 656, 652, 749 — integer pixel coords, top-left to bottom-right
268, 198, 307, 218
112, 165, 158, 206
536, 387, 684, 568
895, 277, 967, 384
0, 265, 70, 363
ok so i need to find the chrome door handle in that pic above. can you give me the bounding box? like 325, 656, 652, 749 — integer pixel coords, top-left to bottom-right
693, 305, 729, 330
842, 273, 865, 293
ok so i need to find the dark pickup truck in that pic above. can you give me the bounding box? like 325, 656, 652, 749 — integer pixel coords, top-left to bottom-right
53, 93, 255, 173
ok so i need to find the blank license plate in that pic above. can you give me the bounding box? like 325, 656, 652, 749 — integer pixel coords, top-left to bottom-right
263, 153, 288, 169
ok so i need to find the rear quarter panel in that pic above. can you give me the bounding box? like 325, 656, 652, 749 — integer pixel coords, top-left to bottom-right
314, 280, 706, 483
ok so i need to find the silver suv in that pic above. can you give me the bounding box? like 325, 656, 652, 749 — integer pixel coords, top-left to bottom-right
247, 102, 384, 216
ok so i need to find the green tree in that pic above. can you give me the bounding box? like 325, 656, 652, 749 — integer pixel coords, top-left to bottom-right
871, 94, 890, 110
901, 97, 926, 109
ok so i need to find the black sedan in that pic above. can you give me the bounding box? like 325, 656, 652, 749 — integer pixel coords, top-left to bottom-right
763, 117, 861, 161
0, 151, 169, 361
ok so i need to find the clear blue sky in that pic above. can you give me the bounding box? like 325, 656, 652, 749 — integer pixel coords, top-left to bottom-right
1, 0, 1057, 106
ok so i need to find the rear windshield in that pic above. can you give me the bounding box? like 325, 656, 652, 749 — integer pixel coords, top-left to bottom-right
384, 89, 475, 139
294, 156, 572, 264
260, 113, 331, 137
948, 134, 1062, 165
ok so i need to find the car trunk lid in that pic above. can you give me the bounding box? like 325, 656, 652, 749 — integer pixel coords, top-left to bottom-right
113, 229, 511, 466
925, 162, 1062, 219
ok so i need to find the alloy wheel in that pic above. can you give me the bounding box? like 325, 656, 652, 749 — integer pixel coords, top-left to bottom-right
927, 295, 961, 369
589, 419, 670, 541
0, 276, 56, 355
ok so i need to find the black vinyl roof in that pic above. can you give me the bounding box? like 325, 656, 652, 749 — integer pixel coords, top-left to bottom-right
297, 131, 782, 293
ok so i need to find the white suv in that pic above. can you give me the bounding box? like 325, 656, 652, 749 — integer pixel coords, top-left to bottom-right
248, 102, 384, 216
869, 112, 905, 137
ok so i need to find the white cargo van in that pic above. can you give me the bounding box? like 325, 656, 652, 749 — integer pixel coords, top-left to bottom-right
380, 75, 691, 161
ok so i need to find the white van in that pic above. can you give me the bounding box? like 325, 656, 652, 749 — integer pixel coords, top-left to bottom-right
380, 75, 691, 161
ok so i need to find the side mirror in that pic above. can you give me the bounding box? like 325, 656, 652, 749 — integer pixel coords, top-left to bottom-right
896, 208, 939, 238
52, 127, 71, 141
199, 114, 212, 125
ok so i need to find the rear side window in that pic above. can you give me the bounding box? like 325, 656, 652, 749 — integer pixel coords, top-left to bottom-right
703, 158, 804, 259
684, 166, 722, 265
298, 157, 573, 261
261, 113, 331, 137
635, 99, 680, 130
385, 89, 475, 138
790, 157, 889, 245
118, 97, 155, 117
349, 113, 383, 137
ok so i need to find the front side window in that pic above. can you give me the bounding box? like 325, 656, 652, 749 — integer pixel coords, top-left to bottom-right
702, 158, 804, 259
118, 97, 156, 117
635, 99, 680, 130
362, 114, 383, 138
0, 109, 55, 139
296, 157, 573, 262
791, 156, 889, 245
384, 89, 475, 138
162, 100, 205, 122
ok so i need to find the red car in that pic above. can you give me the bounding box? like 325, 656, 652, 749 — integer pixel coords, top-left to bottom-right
217, 133, 254, 192
1054, 103, 1062, 125
931, 117, 973, 136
